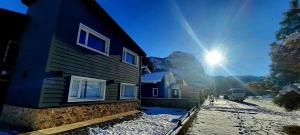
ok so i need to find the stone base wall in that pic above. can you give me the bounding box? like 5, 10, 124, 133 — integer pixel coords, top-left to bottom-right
0, 101, 138, 130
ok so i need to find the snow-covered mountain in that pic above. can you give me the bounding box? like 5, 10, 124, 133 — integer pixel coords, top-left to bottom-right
148, 51, 209, 87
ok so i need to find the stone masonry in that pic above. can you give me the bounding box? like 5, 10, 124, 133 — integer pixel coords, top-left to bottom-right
0, 101, 138, 130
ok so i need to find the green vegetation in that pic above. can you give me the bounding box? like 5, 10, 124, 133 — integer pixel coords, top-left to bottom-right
269, 0, 300, 111
283, 125, 300, 135
276, 0, 300, 40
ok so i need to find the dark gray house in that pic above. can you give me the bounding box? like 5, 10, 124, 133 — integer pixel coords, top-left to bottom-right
0, 9, 27, 113
0, 0, 145, 130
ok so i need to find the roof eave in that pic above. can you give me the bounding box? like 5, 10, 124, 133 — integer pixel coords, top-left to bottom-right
85, 0, 146, 56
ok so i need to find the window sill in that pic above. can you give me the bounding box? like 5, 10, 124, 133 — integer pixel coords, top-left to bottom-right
76, 43, 109, 57
62, 100, 140, 107
120, 97, 137, 100
68, 98, 105, 103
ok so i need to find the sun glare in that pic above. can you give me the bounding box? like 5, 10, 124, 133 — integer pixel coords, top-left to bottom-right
205, 50, 224, 66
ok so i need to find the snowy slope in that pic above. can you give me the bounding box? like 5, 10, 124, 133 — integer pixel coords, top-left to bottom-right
187, 99, 300, 135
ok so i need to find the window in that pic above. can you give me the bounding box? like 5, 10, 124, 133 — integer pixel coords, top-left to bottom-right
120, 83, 137, 99
76, 23, 110, 56
122, 47, 138, 66
153, 88, 158, 97
68, 76, 106, 102
171, 89, 180, 98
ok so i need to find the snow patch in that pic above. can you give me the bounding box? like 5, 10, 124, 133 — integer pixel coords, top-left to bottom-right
89, 107, 187, 135
279, 84, 300, 95
286, 31, 300, 42
187, 99, 300, 135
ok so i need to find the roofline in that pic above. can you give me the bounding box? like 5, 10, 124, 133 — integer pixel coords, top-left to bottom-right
142, 66, 152, 74
21, 0, 146, 56
0, 8, 28, 18
85, 0, 146, 56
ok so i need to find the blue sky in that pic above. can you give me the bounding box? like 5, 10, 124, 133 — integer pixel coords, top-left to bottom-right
0, 0, 290, 76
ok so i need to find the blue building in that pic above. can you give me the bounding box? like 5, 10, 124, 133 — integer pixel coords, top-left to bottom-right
141, 71, 181, 99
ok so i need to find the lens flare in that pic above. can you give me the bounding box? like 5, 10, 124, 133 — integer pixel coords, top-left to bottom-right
205, 50, 224, 66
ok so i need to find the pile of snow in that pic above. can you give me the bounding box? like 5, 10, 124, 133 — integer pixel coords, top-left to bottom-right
89, 107, 187, 135
279, 84, 300, 95
286, 31, 300, 42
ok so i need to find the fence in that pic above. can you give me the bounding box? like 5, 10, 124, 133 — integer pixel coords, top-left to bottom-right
165, 107, 198, 135
141, 98, 201, 109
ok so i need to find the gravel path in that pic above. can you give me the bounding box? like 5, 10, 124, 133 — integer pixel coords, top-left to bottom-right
187, 99, 300, 135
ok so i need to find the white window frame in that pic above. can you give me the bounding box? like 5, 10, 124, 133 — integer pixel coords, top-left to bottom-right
120, 83, 137, 100
152, 88, 158, 97
76, 23, 110, 56
122, 47, 139, 67
68, 75, 106, 102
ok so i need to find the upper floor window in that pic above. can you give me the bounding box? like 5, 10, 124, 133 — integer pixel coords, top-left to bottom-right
120, 83, 137, 100
76, 23, 110, 56
122, 47, 138, 66
68, 76, 106, 102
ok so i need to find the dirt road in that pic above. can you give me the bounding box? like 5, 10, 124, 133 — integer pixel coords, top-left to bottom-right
187, 99, 300, 135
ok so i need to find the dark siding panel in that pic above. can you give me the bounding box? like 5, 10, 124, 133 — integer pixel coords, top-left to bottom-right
40, 39, 141, 107
5, 0, 62, 108
38, 0, 143, 107
141, 82, 165, 98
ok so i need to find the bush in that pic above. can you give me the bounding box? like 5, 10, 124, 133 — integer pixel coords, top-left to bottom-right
283, 125, 300, 135
274, 91, 300, 111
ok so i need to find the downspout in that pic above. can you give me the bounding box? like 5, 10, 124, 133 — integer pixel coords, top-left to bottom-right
139, 56, 143, 105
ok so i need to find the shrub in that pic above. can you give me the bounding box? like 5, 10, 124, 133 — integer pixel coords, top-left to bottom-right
283, 125, 300, 135
274, 91, 300, 111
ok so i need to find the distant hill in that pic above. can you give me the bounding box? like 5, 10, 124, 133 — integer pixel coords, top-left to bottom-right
148, 51, 209, 87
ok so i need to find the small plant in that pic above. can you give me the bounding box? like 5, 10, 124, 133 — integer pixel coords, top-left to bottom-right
283, 125, 300, 135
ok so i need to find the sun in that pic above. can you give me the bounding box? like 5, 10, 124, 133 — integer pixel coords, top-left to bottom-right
205, 50, 224, 66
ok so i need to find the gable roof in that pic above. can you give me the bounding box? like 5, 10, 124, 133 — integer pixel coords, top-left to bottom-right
142, 72, 169, 83
142, 66, 152, 74
22, 0, 146, 56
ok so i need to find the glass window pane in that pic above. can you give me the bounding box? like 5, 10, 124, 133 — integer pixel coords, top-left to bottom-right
80, 80, 87, 98
123, 85, 135, 98
85, 81, 103, 98
126, 53, 135, 64
87, 34, 106, 52
79, 30, 86, 44
70, 79, 80, 97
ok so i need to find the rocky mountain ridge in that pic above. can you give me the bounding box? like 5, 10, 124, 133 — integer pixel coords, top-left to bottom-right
148, 51, 209, 87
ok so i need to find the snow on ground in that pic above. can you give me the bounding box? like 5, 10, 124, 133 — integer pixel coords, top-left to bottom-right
187, 98, 300, 135
89, 107, 187, 135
